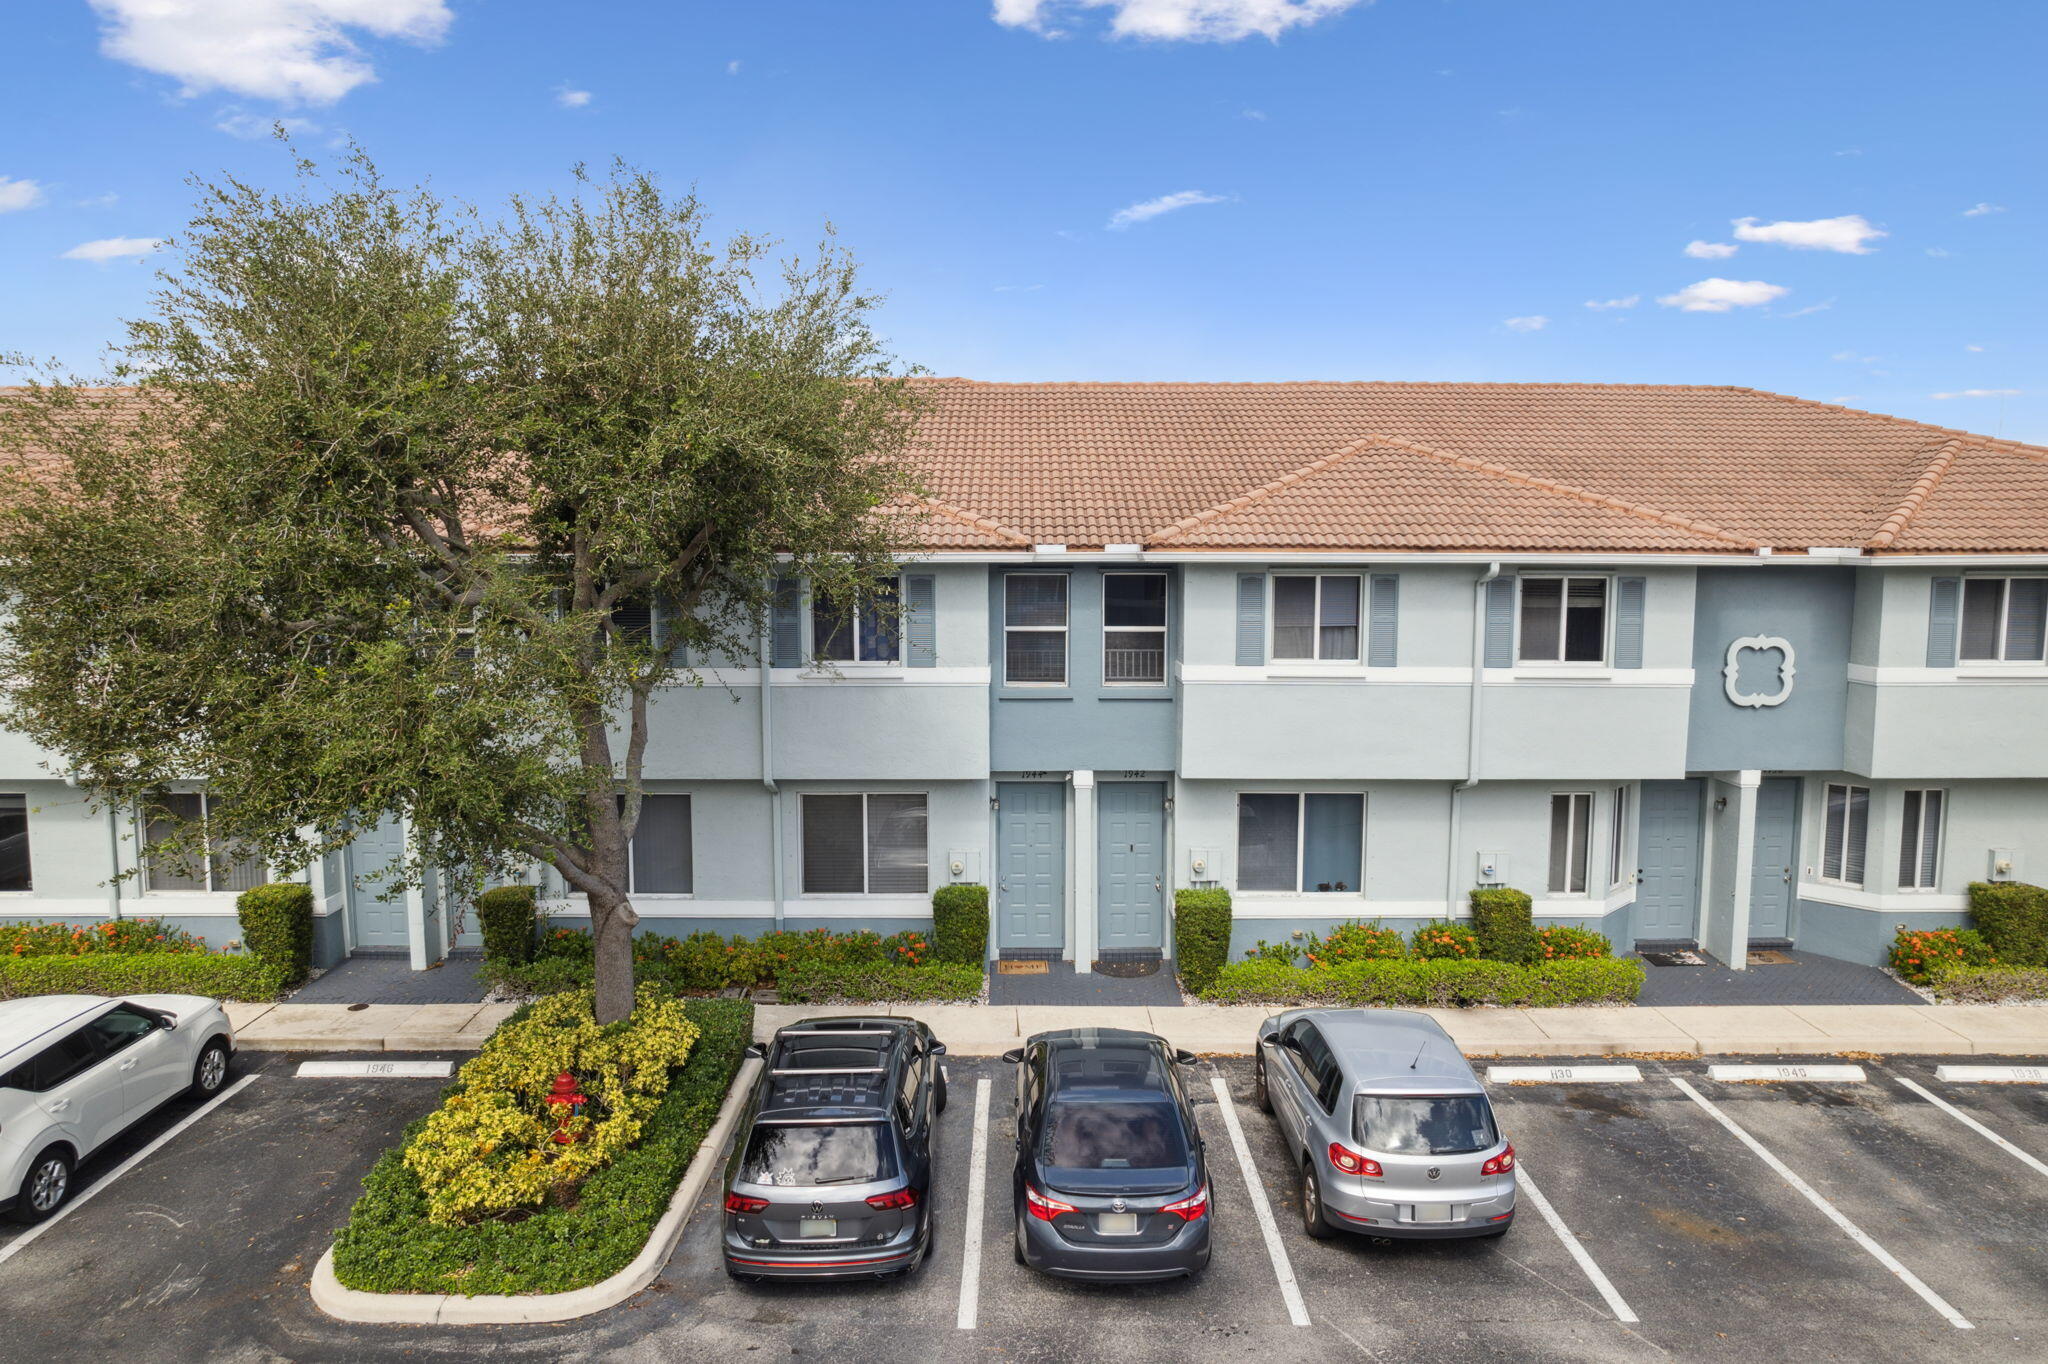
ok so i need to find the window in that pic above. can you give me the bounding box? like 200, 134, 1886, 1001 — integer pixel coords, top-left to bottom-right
740, 1124, 896, 1186
85, 1003, 161, 1059
1271, 575, 1361, 661
1548, 792, 1593, 894
0, 793, 29, 892
1519, 577, 1608, 663
1004, 574, 1068, 685
8, 1028, 101, 1093
1041, 1099, 1189, 1171
812, 576, 900, 664
1103, 573, 1167, 685
1822, 783, 1871, 884
801, 793, 928, 894
1236, 793, 1364, 893
1608, 785, 1630, 889
629, 794, 693, 894
1354, 1095, 1499, 1156
144, 792, 263, 893
1959, 577, 2048, 663
1898, 789, 1944, 890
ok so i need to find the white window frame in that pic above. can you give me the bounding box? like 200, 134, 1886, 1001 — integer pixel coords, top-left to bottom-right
624, 792, 694, 896
1607, 785, 1631, 890
809, 575, 901, 666
1957, 574, 2048, 665
1234, 791, 1366, 895
1003, 573, 1070, 687
1898, 788, 1944, 891
1548, 791, 1594, 896
1517, 574, 1612, 666
1821, 782, 1871, 885
799, 792, 930, 896
1269, 574, 1364, 662
1102, 571, 1168, 687
143, 791, 264, 894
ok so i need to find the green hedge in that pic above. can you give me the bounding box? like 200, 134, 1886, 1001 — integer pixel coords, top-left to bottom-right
331, 998, 752, 1296
776, 959, 984, 1004
1469, 887, 1538, 965
1203, 955, 1644, 1008
931, 884, 990, 966
237, 882, 315, 984
0, 950, 291, 1002
475, 885, 539, 965
1926, 962, 2048, 1003
1968, 881, 2048, 968
1174, 888, 1232, 995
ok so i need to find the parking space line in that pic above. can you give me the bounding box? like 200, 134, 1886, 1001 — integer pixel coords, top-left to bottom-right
1668, 1076, 1973, 1331
1893, 1075, 2048, 1181
1512, 1163, 1640, 1324
1207, 1074, 1310, 1328
0, 1074, 259, 1272
956, 1076, 990, 1331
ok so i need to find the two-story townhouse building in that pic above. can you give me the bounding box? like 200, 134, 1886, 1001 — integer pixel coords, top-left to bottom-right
5, 382, 2047, 975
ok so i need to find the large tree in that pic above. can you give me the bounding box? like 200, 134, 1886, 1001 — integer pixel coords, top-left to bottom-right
0, 152, 928, 1021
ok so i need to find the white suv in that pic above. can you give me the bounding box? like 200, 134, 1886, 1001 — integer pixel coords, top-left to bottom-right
1, 993, 235, 1223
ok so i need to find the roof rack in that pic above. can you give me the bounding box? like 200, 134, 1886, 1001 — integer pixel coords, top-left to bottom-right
771, 1066, 887, 1076
778, 1029, 899, 1038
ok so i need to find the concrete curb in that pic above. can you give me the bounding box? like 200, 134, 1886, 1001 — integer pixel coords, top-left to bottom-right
309, 1055, 762, 1326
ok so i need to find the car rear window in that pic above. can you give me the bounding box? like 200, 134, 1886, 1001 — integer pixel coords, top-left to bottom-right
740, 1124, 896, 1187
1354, 1095, 1499, 1156
1041, 1099, 1189, 1170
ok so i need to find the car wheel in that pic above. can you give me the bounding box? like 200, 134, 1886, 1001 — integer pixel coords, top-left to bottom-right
934, 1065, 949, 1116
190, 1039, 231, 1098
1300, 1166, 1334, 1240
1253, 1054, 1271, 1114
10, 1147, 73, 1225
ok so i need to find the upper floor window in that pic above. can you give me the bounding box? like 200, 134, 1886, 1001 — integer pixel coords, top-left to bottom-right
144, 792, 263, 893
812, 577, 900, 664
1821, 782, 1870, 885
1548, 791, 1593, 894
1898, 789, 1944, 890
801, 793, 928, 894
1960, 577, 2048, 663
1272, 575, 1360, 661
0, 794, 30, 892
629, 793, 693, 894
1104, 573, 1167, 685
1237, 793, 1363, 893
1520, 577, 1608, 663
1004, 574, 1068, 686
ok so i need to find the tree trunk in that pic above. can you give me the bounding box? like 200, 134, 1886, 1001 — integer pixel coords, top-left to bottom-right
589, 891, 637, 1025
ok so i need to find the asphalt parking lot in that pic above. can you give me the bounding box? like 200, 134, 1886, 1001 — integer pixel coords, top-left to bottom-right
1, 1049, 2045, 1363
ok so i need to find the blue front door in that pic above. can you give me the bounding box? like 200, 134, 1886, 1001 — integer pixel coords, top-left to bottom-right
1633, 780, 1701, 943
346, 815, 410, 950
997, 783, 1064, 952
1098, 782, 1165, 952
1748, 777, 1800, 940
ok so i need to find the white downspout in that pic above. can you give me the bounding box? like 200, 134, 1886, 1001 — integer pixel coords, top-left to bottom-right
67, 771, 124, 921
760, 619, 783, 931
1446, 562, 1502, 913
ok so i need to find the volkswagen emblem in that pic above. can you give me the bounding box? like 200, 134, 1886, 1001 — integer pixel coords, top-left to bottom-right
811, 1200, 825, 1214
1111, 1198, 1127, 1213
1426, 1167, 1442, 1181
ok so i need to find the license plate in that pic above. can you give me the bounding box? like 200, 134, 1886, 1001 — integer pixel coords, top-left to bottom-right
798, 1217, 837, 1238
1095, 1212, 1141, 1236
1410, 1203, 1455, 1223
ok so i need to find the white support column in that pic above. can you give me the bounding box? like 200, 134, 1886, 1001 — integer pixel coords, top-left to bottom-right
401, 811, 434, 972
1071, 770, 1096, 974
1701, 771, 1761, 970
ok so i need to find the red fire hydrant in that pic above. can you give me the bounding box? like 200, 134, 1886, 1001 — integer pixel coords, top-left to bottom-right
547, 1071, 587, 1144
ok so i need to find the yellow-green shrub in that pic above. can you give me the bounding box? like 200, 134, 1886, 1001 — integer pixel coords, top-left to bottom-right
402, 984, 700, 1225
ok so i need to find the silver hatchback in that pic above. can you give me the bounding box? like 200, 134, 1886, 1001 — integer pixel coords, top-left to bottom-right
1255, 1008, 1515, 1241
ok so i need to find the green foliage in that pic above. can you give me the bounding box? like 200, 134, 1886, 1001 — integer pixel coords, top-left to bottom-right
1967, 882, 2048, 968
1888, 925, 1999, 984
1410, 920, 1482, 960
332, 998, 751, 1296
475, 885, 539, 965
1202, 955, 1644, 1008
1924, 962, 2048, 1003
1305, 921, 1406, 966
1174, 888, 1232, 995
1533, 925, 1613, 960
0, 950, 290, 1001
931, 884, 990, 966
1, 917, 208, 957
236, 882, 315, 983
776, 959, 985, 1004
484, 924, 972, 997
1243, 938, 1302, 966
1469, 888, 1538, 965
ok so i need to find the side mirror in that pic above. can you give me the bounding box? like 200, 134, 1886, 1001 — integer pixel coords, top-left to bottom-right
743, 1042, 768, 1060
1001, 1048, 1025, 1064
928, 1042, 948, 1057
1173, 1049, 1199, 1066
1257, 1031, 1277, 1048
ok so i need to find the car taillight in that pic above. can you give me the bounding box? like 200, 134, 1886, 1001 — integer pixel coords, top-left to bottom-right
1328, 1142, 1384, 1178
1024, 1185, 1076, 1221
1160, 1184, 1209, 1221
724, 1192, 769, 1215
866, 1187, 920, 1211
1482, 1144, 1517, 1177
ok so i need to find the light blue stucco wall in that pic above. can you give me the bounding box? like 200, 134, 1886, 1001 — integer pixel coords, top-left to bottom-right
1686, 567, 1853, 772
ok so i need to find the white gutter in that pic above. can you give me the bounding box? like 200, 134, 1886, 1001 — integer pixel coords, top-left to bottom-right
889, 550, 1778, 567
759, 618, 783, 931
1446, 562, 1502, 912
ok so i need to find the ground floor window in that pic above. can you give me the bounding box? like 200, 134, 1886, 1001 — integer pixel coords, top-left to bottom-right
1822, 783, 1870, 884
802, 793, 928, 894
1607, 785, 1630, 890
144, 792, 263, 893
629, 794, 693, 894
1548, 792, 1593, 894
0, 794, 29, 892
1236, 793, 1364, 892
1898, 789, 1944, 890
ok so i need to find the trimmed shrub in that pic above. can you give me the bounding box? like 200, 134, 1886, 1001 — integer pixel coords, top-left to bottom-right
1174, 888, 1232, 995
776, 960, 984, 1004
1306, 921, 1405, 966
1889, 925, 1998, 985
1926, 962, 2048, 1004
1968, 881, 2048, 968
236, 882, 315, 984
1, 917, 207, 957
1534, 925, 1613, 961
0, 950, 290, 1001
475, 885, 540, 965
932, 884, 991, 966
1411, 920, 1482, 960
1470, 887, 1538, 965
1202, 955, 1644, 1008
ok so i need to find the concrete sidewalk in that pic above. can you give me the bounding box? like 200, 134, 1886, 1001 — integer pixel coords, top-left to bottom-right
225, 999, 2048, 1057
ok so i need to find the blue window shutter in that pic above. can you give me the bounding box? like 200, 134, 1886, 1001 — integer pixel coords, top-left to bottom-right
1613, 576, 1646, 669
1236, 573, 1266, 666
904, 573, 936, 667
1367, 574, 1399, 667
1926, 577, 1961, 668
770, 577, 801, 667
1483, 577, 1515, 668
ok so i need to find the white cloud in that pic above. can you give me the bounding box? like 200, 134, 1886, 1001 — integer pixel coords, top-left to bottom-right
88, 0, 452, 105
75, 192, 120, 208
1782, 300, 1833, 317
1832, 351, 1880, 364
1731, 214, 1885, 254
62, 236, 164, 263
0, 177, 45, 213
1931, 389, 2020, 400
214, 108, 318, 139
1502, 315, 1548, 332
1656, 278, 1789, 313
1684, 240, 1738, 259
1833, 147, 1862, 157
1925, 246, 1952, 258
1963, 202, 2005, 217
1583, 295, 1639, 310
1107, 189, 1230, 229
555, 86, 592, 108
1966, 344, 1986, 353
993, 0, 1367, 42
1241, 108, 1267, 120
727, 59, 742, 75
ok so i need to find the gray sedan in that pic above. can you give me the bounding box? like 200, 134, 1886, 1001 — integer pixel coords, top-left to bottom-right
1254, 1008, 1515, 1240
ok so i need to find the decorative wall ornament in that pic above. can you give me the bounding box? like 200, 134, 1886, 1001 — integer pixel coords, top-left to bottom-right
1724, 635, 1796, 708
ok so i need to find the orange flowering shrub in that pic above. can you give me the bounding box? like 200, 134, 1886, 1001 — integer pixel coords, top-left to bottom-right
1888, 926, 1996, 985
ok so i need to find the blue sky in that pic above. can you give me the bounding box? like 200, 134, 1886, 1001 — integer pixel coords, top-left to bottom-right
2, 1, 2041, 440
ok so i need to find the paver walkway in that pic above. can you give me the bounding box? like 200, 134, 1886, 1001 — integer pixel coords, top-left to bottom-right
986, 959, 1184, 1007
288, 952, 490, 1005
1631, 947, 1922, 1007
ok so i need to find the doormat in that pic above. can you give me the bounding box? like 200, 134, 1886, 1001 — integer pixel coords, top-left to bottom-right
997, 959, 1050, 975
1093, 958, 1161, 978
1641, 950, 1708, 967
1746, 949, 1797, 965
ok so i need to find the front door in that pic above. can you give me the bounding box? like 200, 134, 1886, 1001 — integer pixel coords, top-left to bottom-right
997, 783, 1064, 953
346, 814, 411, 950
1098, 782, 1165, 952
1633, 779, 1702, 943
1748, 777, 1800, 940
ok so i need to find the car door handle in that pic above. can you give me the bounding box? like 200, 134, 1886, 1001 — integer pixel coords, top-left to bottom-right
47, 1098, 70, 1112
